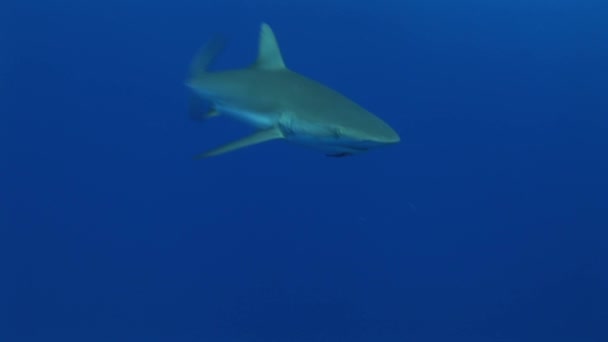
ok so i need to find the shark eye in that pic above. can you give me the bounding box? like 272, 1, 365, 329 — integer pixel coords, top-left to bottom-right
333, 127, 344, 138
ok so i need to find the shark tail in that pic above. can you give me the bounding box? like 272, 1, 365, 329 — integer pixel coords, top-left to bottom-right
189, 35, 225, 79
187, 35, 225, 122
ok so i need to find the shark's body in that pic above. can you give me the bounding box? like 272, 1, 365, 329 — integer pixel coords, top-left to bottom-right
187, 23, 400, 158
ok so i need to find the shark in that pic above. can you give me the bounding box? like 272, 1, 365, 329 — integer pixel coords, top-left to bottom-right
186, 23, 400, 159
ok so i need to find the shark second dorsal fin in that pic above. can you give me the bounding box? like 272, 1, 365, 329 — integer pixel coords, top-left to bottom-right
253, 23, 286, 70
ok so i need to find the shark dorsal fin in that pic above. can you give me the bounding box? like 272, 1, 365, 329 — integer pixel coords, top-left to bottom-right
254, 23, 286, 70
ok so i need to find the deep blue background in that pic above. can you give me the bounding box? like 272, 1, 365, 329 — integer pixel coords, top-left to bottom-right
1, 0, 607, 341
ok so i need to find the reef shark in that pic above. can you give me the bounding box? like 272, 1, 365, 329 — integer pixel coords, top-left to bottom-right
186, 23, 400, 158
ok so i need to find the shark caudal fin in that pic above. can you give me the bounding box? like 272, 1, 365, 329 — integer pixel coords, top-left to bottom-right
189, 35, 225, 80
186, 35, 225, 121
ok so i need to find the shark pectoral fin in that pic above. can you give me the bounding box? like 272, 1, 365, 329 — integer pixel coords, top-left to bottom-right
194, 127, 284, 159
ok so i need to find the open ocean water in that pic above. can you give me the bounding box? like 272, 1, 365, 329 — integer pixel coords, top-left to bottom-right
1, 0, 607, 341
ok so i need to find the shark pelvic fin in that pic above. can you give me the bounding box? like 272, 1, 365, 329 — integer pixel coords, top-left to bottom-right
194, 127, 284, 159
203, 109, 220, 119
253, 23, 286, 70
190, 106, 219, 121
188, 95, 219, 121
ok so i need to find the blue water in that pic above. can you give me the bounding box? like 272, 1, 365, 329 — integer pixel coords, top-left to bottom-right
1, 1, 607, 341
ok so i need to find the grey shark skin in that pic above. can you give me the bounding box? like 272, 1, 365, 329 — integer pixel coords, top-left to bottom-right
187, 23, 400, 159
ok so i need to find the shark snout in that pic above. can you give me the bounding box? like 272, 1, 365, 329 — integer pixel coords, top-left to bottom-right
361, 123, 400, 145
348, 114, 401, 146
375, 126, 400, 144
336, 126, 400, 152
